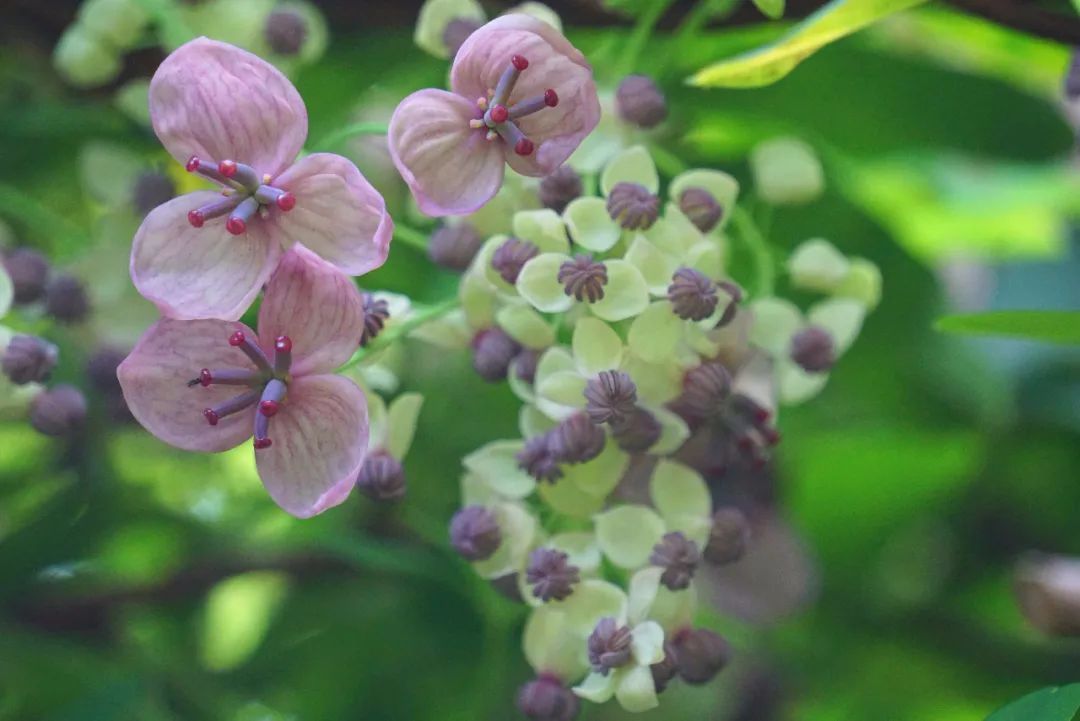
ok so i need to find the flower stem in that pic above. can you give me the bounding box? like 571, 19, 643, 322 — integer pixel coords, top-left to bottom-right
619, 0, 677, 77
310, 122, 389, 153
730, 206, 776, 298
337, 297, 460, 372
393, 223, 431, 253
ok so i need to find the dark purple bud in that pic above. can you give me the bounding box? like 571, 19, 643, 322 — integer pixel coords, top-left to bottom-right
549, 413, 606, 464
356, 451, 407, 501
557, 255, 608, 303
704, 507, 751, 565
672, 628, 731, 684
85, 346, 126, 393
611, 407, 661, 453
790, 326, 835, 373
3, 249, 50, 304
442, 17, 482, 57
650, 643, 679, 694
668, 267, 719, 321
583, 370, 637, 425
264, 7, 308, 56
44, 274, 90, 324
471, 328, 521, 382
2, 335, 58, 385
715, 281, 743, 328
449, 505, 502, 561
517, 674, 580, 721
676, 362, 732, 420
606, 182, 659, 230
615, 74, 667, 129
132, 170, 175, 217
428, 223, 482, 272
360, 293, 390, 347
514, 348, 541, 384
650, 531, 700, 591
29, 384, 87, 437
679, 187, 723, 233
587, 617, 633, 675
491, 237, 538, 285
539, 165, 583, 213
525, 547, 581, 602
516, 433, 563, 483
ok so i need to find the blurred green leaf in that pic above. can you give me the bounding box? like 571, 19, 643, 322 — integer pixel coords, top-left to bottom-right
689, 0, 926, 87
199, 571, 289, 672
935, 311, 1080, 345
984, 685, 1080, 721
753, 0, 786, 20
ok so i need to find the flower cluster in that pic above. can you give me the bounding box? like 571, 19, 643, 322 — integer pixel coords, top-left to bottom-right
434, 144, 879, 714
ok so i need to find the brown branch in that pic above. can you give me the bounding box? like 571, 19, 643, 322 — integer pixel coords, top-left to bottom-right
942, 0, 1080, 45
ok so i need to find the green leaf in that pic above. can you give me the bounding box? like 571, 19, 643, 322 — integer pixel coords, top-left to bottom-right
690, 0, 927, 87
752, 0, 785, 19
935, 311, 1080, 346
984, 684, 1080, 721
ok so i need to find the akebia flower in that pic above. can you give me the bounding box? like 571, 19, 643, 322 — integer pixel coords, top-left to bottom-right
132, 37, 392, 320
118, 248, 370, 518
389, 15, 600, 216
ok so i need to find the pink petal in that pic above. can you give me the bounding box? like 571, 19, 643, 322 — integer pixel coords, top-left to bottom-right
255, 374, 368, 518
118, 318, 257, 452
388, 88, 505, 216
273, 153, 393, 275
149, 37, 307, 177
256, 246, 365, 375
451, 15, 600, 176
131, 191, 282, 321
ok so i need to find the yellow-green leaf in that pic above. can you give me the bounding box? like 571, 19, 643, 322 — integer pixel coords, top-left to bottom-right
935, 311, 1080, 346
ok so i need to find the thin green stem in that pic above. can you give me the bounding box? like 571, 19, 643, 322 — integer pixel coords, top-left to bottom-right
731, 206, 776, 298
618, 0, 677, 77
337, 297, 460, 372
392, 223, 431, 253
310, 122, 389, 153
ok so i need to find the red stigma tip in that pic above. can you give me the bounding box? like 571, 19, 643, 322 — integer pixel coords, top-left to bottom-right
254, 437, 273, 450
275, 192, 296, 211
199, 369, 212, 387
229, 331, 246, 346
544, 89, 559, 107
186, 156, 200, 172
275, 335, 293, 353
203, 409, 220, 426
490, 105, 509, 123
514, 138, 535, 156
260, 400, 280, 417
226, 217, 246, 235
187, 210, 205, 228
511, 54, 529, 71
218, 160, 238, 178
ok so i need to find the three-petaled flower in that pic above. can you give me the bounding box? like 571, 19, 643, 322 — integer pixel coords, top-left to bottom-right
388, 15, 600, 216
118, 247, 370, 518
132, 37, 393, 320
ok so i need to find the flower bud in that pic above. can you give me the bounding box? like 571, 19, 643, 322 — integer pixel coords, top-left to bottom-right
525, 547, 580, 602
428, 223, 482, 271
132, 170, 175, 218
606, 182, 659, 230
491, 237, 539, 285
442, 17, 482, 57
79, 0, 151, 50
675, 362, 732, 420
2, 335, 58, 385
587, 617, 633, 674
1014, 555, 1080, 637
750, 137, 824, 206
672, 628, 731, 685
679, 187, 724, 233
356, 451, 407, 502
516, 433, 563, 483
471, 328, 521, 382
29, 384, 88, 437
615, 75, 667, 129
583, 370, 637, 425
650, 644, 679, 694
360, 293, 390, 346
52, 25, 122, 89
790, 326, 835, 373
539, 166, 583, 213
549, 413, 605, 464
265, 7, 308, 56
513, 349, 541, 385
611, 407, 661, 453
449, 505, 501, 561
650, 531, 700, 591
704, 508, 750, 565
668, 267, 718, 321
517, 675, 580, 721
3, 248, 50, 304
45, 275, 90, 324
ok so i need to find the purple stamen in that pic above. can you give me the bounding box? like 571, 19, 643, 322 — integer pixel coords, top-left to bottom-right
188, 195, 244, 228
187, 155, 241, 188
509, 89, 558, 120
203, 388, 261, 426
273, 335, 293, 376
491, 57, 525, 108
254, 378, 287, 449
218, 160, 262, 191
228, 330, 274, 374
226, 197, 260, 235
187, 368, 263, 387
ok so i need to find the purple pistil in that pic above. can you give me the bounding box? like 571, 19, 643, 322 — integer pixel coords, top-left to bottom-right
469, 55, 559, 157
184, 155, 296, 235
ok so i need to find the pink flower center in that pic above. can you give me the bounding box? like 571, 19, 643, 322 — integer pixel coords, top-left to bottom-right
187, 330, 296, 450
184, 156, 296, 235
467, 54, 559, 157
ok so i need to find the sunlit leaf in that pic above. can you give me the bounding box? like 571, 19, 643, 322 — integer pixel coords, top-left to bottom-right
935, 311, 1080, 346
200, 572, 289, 672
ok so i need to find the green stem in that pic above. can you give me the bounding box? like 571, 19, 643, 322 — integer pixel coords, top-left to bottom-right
731, 206, 776, 298
310, 122, 389, 153
337, 297, 460, 372
393, 223, 431, 253
656, 0, 740, 77
618, 0, 677, 77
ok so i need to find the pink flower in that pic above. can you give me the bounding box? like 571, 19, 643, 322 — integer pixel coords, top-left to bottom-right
118, 247, 369, 518
389, 15, 600, 216
133, 37, 393, 321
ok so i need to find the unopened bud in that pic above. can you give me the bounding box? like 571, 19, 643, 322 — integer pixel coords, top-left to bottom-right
3, 249, 50, 304
790, 326, 835, 373
672, 628, 731, 685
265, 7, 308, 56
615, 75, 667, 129
583, 370, 637, 425
471, 328, 521, 382
517, 675, 580, 721
675, 362, 732, 420
356, 451, 407, 501
679, 187, 723, 233
516, 433, 563, 483
549, 413, 605, 464
449, 505, 502, 561
704, 508, 750, 565
668, 267, 718, 321
2, 335, 58, 385
525, 547, 580, 602
29, 384, 87, 437
611, 407, 661, 453
45, 274, 90, 324
539, 166, 583, 214
428, 223, 482, 271
606, 182, 659, 231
